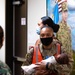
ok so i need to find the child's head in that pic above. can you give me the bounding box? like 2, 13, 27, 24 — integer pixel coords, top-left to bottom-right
56, 53, 69, 64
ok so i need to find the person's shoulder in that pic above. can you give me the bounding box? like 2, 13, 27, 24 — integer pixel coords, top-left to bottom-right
28, 46, 34, 53
0, 60, 8, 68
53, 38, 62, 46
0, 60, 12, 75
35, 39, 40, 46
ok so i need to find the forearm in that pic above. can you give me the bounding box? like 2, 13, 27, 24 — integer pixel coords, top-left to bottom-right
46, 56, 74, 75
46, 62, 56, 71
60, 49, 74, 74
61, 60, 74, 74
21, 48, 34, 75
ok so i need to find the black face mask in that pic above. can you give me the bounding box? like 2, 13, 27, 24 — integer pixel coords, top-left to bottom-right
40, 37, 53, 46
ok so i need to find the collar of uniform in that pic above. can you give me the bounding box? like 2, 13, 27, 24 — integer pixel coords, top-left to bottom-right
39, 42, 57, 56
61, 20, 67, 27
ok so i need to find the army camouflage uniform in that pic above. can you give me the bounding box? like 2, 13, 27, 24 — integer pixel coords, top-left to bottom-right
22, 40, 74, 75
0, 60, 12, 75
57, 21, 72, 53
56, 2, 73, 55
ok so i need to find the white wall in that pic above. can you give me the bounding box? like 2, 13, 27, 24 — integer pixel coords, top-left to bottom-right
0, 0, 5, 62
27, 0, 46, 52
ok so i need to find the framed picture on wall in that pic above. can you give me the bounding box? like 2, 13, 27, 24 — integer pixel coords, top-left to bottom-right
46, 0, 75, 51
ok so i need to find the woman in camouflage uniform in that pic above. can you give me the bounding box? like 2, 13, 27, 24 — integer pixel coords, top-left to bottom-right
0, 26, 12, 75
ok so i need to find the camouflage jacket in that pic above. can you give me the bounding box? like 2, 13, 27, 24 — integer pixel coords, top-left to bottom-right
22, 40, 74, 75
0, 60, 12, 75
57, 21, 72, 53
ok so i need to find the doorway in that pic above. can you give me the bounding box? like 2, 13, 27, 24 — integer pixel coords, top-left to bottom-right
13, 0, 27, 75
6, 0, 27, 75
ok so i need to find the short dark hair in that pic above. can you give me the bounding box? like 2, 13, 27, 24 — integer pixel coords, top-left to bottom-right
0, 26, 4, 48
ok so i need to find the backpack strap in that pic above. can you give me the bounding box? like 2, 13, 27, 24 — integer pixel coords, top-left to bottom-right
32, 46, 43, 64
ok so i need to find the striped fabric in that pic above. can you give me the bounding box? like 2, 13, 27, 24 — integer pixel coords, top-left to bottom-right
58, 0, 67, 12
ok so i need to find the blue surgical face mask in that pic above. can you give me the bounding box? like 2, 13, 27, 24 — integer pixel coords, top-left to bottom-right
36, 27, 41, 35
